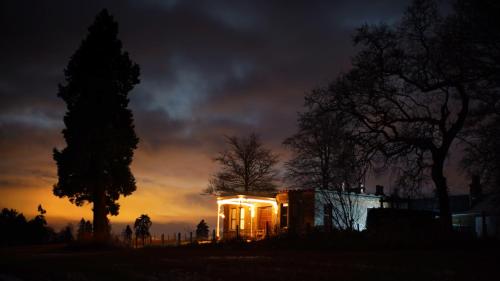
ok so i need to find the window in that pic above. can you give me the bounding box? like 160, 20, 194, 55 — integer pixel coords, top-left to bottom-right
280, 203, 288, 227
239, 207, 245, 230
230, 208, 237, 230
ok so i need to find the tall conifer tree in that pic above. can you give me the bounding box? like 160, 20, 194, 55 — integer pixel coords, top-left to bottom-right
53, 9, 140, 241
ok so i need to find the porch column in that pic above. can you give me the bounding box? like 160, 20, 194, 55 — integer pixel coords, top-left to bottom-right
250, 205, 255, 238
216, 203, 221, 239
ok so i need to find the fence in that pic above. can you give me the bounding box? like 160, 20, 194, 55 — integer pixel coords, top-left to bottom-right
124, 230, 217, 248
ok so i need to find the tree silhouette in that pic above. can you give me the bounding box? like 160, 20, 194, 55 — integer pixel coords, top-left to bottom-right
27, 204, 52, 244
284, 90, 368, 230
205, 133, 279, 195
57, 224, 74, 243
463, 116, 500, 190
0, 206, 55, 245
195, 219, 209, 240
0, 208, 27, 246
284, 91, 367, 191
134, 214, 152, 246
77, 219, 86, 240
77, 218, 93, 241
53, 9, 140, 241
318, 0, 500, 231
122, 225, 133, 246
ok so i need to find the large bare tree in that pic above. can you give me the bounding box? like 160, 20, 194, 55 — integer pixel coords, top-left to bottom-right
284, 89, 368, 230
319, 0, 500, 231
205, 133, 279, 195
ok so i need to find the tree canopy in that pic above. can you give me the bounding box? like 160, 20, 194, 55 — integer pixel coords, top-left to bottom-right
196, 219, 209, 240
0, 206, 55, 246
284, 91, 366, 191
134, 214, 152, 246
53, 9, 140, 240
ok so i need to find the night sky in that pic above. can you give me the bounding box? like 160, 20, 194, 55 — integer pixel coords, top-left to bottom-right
0, 0, 422, 233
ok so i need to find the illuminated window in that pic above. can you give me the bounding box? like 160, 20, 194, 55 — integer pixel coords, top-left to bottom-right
280, 203, 288, 227
230, 208, 237, 230
239, 207, 245, 230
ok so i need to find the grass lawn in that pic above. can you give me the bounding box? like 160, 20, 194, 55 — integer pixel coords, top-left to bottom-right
1, 244, 499, 281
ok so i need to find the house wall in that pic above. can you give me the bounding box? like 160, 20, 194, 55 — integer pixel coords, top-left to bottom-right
314, 190, 383, 230
287, 190, 315, 234
218, 190, 384, 239
475, 214, 500, 238
276, 192, 289, 231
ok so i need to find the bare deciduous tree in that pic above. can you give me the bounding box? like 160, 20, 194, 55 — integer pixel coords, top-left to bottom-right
320, 0, 500, 231
284, 90, 368, 230
205, 133, 279, 195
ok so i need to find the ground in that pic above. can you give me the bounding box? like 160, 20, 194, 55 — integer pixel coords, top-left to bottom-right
1, 244, 499, 281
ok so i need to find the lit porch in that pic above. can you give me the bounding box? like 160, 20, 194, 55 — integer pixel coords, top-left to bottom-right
216, 195, 278, 240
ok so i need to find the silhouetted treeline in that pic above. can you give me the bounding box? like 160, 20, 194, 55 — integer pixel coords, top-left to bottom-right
0, 206, 74, 246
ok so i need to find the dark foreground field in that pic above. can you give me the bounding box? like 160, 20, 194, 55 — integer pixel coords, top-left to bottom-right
1, 244, 499, 281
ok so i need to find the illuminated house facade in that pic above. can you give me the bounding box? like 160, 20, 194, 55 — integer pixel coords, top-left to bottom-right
216, 194, 282, 240
215, 189, 385, 240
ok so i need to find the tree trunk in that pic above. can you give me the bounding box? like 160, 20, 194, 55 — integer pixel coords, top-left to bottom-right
93, 184, 108, 242
431, 154, 453, 233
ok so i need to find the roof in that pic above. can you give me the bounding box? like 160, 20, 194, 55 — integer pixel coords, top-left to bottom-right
216, 194, 276, 201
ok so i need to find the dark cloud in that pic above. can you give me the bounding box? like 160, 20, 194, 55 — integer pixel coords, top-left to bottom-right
0, 0, 415, 229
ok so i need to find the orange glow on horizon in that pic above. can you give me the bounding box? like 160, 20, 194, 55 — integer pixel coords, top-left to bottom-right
0, 145, 219, 230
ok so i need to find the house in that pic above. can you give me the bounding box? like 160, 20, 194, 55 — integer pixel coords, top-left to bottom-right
215, 188, 386, 240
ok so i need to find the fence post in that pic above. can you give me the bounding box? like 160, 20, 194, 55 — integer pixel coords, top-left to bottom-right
177, 232, 181, 246
190, 232, 193, 243
236, 224, 240, 240
212, 229, 216, 242
161, 233, 165, 247
265, 221, 270, 239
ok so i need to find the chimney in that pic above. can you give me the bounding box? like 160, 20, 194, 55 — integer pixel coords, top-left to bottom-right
469, 175, 482, 205
375, 185, 384, 196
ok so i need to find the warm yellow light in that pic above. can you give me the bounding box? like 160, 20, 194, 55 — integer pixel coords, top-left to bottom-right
217, 196, 278, 214
239, 207, 245, 230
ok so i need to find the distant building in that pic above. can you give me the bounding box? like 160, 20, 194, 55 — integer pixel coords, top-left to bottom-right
215, 188, 386, 240
373, 177, 500, 239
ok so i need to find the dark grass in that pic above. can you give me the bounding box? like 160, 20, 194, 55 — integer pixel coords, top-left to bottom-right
1, 239, 499, 281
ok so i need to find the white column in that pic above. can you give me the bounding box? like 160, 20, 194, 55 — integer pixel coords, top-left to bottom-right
216, 203, 221, 239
